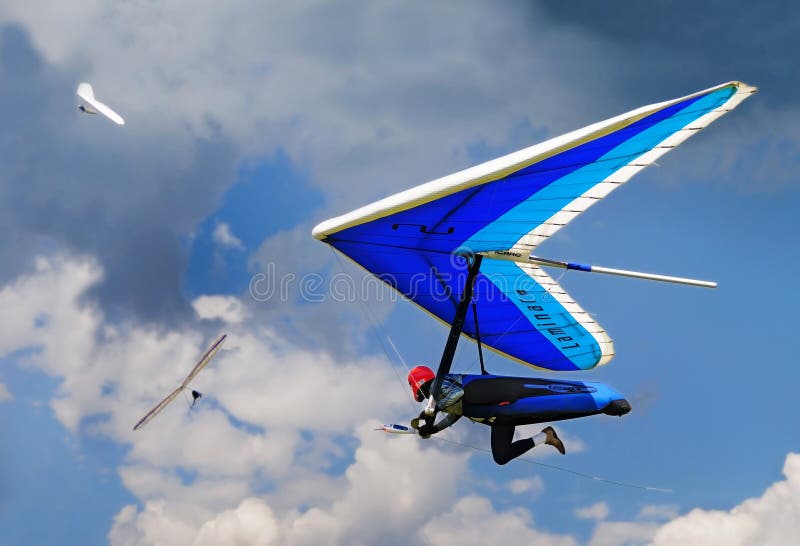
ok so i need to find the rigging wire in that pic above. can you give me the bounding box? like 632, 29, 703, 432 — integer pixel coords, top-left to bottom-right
430, 435, 672, 493
460, 313, 525, 375
330, 248, 419, 411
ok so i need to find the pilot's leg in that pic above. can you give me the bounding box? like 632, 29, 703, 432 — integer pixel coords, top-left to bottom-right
490, 424, 565, 465
490, 423, 534, 465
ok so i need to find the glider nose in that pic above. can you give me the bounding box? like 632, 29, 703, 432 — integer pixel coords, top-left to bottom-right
603, 398, 631, 416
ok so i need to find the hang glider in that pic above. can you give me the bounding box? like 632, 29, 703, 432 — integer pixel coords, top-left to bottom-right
313, 82, 756, 373
76, 82, 125, 125
133, 334, 226, 431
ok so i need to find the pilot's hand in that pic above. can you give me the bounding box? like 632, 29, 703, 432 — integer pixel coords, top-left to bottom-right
410, 417, 434, 438
417, 423, 435, 439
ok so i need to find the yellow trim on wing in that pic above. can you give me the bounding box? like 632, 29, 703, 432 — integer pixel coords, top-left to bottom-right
315, 82, 747, 239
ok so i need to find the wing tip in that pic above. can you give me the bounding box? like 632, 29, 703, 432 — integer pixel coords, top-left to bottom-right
312, 221, 328, 240
76, 82, 94, 100
729, 80, 758, 94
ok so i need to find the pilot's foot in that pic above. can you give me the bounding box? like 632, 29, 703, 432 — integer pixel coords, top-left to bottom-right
542, 426, 566, 455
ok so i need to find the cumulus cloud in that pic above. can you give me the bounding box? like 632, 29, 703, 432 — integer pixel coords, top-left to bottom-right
0, 254, 410, 477
246, 223, 399, 356
588, 521, 661, 546
579, 454, 800, 546
637, 505, 679, 521
193, 498, 281, 546
0, 252, 593, 546
0, 381, 11, 402
0, 254, 477, 545
575, 501, 610, 521
421, 496, 577, 546
8, 250, 800, 546
109, 426, 471, 546
212, 222, 245, 250
582, 503, 677, 546
192, 295, 248, 324
0, 24, 237, 321
508, 476, 544, 495
649, 453, 800, 546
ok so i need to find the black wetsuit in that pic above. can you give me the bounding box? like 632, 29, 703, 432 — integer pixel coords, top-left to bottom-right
425, 374, 536, 465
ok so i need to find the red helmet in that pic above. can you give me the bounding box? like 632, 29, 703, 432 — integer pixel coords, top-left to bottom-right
407, 365, 435, 402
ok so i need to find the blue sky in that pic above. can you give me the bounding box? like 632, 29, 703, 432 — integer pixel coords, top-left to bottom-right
1, 2, 799, 545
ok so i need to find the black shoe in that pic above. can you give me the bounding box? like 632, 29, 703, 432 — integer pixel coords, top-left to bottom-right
542, 426, 565, 455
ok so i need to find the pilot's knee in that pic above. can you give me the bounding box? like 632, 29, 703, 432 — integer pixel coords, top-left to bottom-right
492, 452, 511, 465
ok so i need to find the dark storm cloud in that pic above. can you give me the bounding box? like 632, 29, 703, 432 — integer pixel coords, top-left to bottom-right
539, 0, 800, 107
0, 25, 238, 322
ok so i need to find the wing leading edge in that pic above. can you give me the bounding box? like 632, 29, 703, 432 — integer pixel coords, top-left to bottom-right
314, 82, 755, 371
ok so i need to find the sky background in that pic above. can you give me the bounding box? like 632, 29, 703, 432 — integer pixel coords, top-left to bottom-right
1, 1, 799, 545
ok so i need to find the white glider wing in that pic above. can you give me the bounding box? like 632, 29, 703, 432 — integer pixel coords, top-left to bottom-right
132, 334, 227, 431
76, 82, 125, 125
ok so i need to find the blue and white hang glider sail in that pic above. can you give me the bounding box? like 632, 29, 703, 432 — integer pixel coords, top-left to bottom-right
313, 82, 756, 372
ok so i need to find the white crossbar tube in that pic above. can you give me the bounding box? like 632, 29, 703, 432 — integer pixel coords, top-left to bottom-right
583, 264, 717, 288
479, 251, 717, 288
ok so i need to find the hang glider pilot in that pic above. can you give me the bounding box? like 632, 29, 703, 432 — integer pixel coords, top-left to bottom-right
408, 366, 574, 464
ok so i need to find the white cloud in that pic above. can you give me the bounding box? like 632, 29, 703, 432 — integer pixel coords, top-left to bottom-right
193, 498, 280, 546
282, 425, 470, 546
0, 1, 622, 217
246, 223, 399, 355
576, 501, 610, 521
0, 381, 11, 402
109, 426, 472, 546
578, 502, 676, 546
589, 521, 660, 546
508, 477, 544, 495
420, 496, 577, 546
649, 453, 800, 546
12, 252, 800, 546
637, 504, 679, 521
0, 254, 101, 360
0, 254, 404, 492
0, 253, 590, 546
11, 253, 800, 546
109, 501, 209, 546
580, 453, 800, 546
192, 295, 248, 323
212, 222, 245, 251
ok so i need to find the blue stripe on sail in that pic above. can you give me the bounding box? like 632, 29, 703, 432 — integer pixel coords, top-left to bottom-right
479, 258, 601, 370
327, 87, 732, 255
329, 241, 585, 371
461, 86, 736, 251
323, 84, 738, 371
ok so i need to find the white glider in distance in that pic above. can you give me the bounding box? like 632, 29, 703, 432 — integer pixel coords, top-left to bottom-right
76, 82, 125, 125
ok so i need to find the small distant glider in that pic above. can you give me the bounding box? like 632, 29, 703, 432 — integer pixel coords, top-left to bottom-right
76, 82, 125, 125
132, 334, 226, 431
